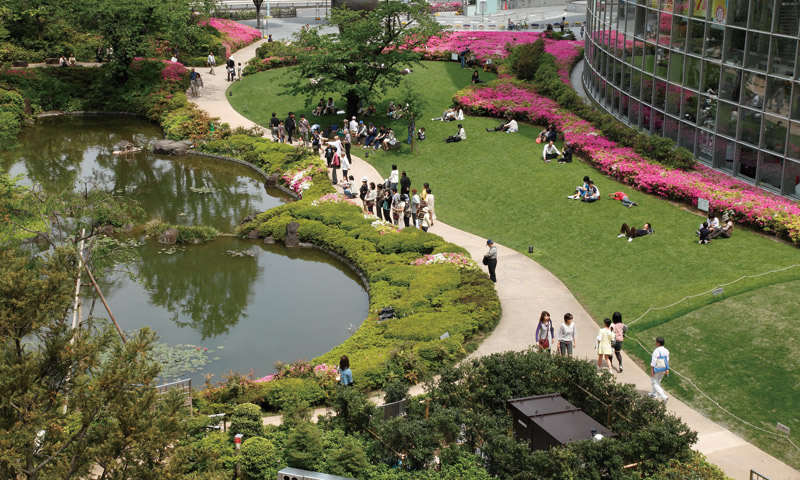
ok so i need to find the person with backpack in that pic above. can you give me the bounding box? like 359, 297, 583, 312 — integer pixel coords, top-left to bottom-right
226, 56, 235, 81
285, 112, 296, 145
269, 113, 280, 141
649, 337, 670, 403
610, 312, 627, 372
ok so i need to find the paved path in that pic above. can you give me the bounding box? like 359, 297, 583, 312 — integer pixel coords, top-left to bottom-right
192, 40, 799, 480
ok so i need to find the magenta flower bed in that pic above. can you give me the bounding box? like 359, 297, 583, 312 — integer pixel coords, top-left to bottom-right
454, 79, 800, 244
200, 18, 262, 56
131, 57, 189, 83
429, 2, 461, 13
420, 31, 582, 83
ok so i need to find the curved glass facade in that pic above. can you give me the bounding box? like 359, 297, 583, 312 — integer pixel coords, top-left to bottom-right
583, 0, 800, 198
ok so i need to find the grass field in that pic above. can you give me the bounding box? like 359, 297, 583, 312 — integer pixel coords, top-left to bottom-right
229, 61, 800, 467
631, 280, 800, 468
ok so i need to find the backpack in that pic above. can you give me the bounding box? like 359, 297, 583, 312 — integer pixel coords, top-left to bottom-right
403, 201, 411, 218
324, 146, 333, 160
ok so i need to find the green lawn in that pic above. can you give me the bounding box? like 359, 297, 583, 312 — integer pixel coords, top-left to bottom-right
632, 280, 800, 468
229, 61, 800, 467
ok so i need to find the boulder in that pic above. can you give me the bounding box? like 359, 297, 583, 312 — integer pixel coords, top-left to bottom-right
12, 61, 28, 67
239, 213, 258, 225
246, 229, 259, 239
45, 58, 60, 65
153, 139, 192, 155
265, 173, 281, 188
263, 236, 275, 244
157, 228, 178, 245
284, 221, 300, 247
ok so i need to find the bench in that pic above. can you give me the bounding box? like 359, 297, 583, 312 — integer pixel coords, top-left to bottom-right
45, 58, 60, 65
387, 140, 402, 151
12, 61, 28, 67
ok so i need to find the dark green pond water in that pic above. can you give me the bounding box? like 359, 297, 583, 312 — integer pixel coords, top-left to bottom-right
5, 115, 369, 384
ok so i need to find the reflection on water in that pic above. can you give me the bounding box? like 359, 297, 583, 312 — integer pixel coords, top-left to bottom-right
4, 115, 283, 232
104, 237, 368, 383
4, 116, 369, 383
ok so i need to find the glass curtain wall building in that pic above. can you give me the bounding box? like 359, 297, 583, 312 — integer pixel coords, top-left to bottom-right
583, 0, 800, 199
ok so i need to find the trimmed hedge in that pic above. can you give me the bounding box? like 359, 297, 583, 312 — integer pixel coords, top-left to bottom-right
233, 177, 500, 389
144, 221, 219, 244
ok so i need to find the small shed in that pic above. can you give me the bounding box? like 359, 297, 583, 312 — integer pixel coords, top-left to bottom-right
506, 394, 617, 451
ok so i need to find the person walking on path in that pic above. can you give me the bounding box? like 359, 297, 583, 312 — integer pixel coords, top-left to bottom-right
207, 52, 216, 75
557, 313, 576, 356
611, 312, 627, 372
269, 113, 280, 141
484, 239, 497, 283
650, 337, 670, 403
189, 69, 203, 97
285, 112, 296, 145
298, 114, 310, 147
596, 318, 615, 373
389, 165, 399, 191
535, 311, 555, 353
338, 355, 354, 387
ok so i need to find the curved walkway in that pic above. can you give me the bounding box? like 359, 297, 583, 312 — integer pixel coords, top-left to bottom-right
192, 39, 798, 480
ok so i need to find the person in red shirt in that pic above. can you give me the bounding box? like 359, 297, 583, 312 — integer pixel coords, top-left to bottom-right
609, 191, 637, 207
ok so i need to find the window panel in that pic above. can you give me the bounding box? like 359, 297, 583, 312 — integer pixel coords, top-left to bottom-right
642, 73, 654, 102
666, 84, 682, 115
739, 108, 761, 145
737, 145, 758, 181
682, 89, 698, 123
655, 79, 667, 109
719, 67, 741, 103
765, 78, 791, 117
684, 55, 701, 90
668, 51, 684, 83
774, 0, 800, 36
698, 95, 717, 129
713, 136, 735, 172
679, 122, 696, 152
759, 153, 783, 191
792, 83, 800, 120
770, 37, 797, 78
723, 28, 745, 66
630, 98, 642, 126
687, 20, 704, 55
652, 108, 664, 134
743, 72, 766, 110
745, 32, 769, 71
790, 122, 800, 159
697, 129, 714, 163
749, 0, 774, 31
665, 116, 679, 141
702, 62, 720, 94
705, 24, 724, 59
716, 101, 738, 137
728, 0, 749, 27
783, 159, 800, 198
671, 15, 687, 51
762, 114, 788, 154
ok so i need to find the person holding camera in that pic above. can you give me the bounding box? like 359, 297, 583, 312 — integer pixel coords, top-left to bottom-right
483, 239, 497, 282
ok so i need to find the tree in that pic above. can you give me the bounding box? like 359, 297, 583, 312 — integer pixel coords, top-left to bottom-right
0, 247, 188, 480
284, 0, 442, 118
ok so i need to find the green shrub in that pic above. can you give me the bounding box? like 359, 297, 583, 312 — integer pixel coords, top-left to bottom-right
240, 437, 282, 480
145, 221, 219, 244
189, 431, 237, 473
229, 403, 264, 441
285, 421, 324, 471
253, 378, 326, 411
507, 39, 546, 81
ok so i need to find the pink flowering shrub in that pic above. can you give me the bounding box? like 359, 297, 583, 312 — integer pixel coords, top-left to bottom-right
420, 31, 582, 83
455, 78, 800, 244
200, 18, 262, 57
429, 2, 461, 13
131, 57, 189, 83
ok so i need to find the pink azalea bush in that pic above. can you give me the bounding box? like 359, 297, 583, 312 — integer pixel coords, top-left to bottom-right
200, 18, 262, 57
371, 219, 401, 235
455, 79, 800, 244
131, 57, 189, 83
429, 2, 461, 13
311, 192, 350, 206
411, 252, 480, 270
420, 31, 582, 83
281, 164, 319, 197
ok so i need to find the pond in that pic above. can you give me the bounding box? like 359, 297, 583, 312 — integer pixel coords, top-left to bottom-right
4, 115, 369, 384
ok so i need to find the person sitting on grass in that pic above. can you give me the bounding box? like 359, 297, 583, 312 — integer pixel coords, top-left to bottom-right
618, 222, 653, 242
372, 125, 388, 150
582, 180, 599, 202
387, 101, 397, 118
698, 221, 711, 244
696, 212, 719, 236
543, 140, 560, 163
445, 124, 466, 143
567, 176, 591, 199
538, 124, 558, 143
609, 191, 638, 207
382, 129, 397, 150
710, 214, 734, 239
558, 142, 574, 163
433, 108, 456, 122
417, 127, 426, 141
363, 123, 378, 148
471, 69, 483, 84
486, 116, 518, 133
323, 97, 336, 115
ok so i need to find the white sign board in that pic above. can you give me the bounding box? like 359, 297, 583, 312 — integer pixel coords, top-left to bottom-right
777, 422, 790, 435
451, 53, 459, 61
697, 198, 710, 212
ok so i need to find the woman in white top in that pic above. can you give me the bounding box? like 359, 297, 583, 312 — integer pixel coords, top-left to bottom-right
420, 206, 433, 232
557, 313, 576, 356
424, 187, 435, 220
543, 140, 560, 162
382, 129, 397, 150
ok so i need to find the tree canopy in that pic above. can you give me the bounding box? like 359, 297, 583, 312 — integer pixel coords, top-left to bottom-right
284, 0, 443, 118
